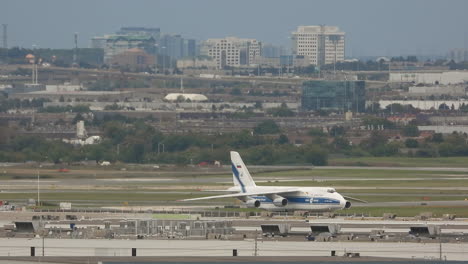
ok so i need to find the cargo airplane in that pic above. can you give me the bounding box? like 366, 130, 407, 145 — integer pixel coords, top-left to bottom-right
181, 151, 365, 212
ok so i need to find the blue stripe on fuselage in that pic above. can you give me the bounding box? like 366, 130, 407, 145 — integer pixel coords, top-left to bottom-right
250, 196, 340, 204
231, 163, 246, 193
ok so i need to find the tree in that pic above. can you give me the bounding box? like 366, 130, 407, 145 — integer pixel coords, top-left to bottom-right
303, 145, 328, 165
329, 126, 346, 137
332, 137, 351, 151
176, 95, 185, 102
439, 103, 450, 110
253, 120, 280, 134
308, 128, 326, 137
431, 133, 444, 143
230, 87, 242, 95
266, 104, 295, 117
278, 134, 289, 144
405, 138, 419, 148
254, 101, 263, 109
402, 125, 420, 137
360, 131, 388, 149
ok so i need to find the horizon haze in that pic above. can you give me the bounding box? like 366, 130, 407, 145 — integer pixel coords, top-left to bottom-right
2, 0, 468, 58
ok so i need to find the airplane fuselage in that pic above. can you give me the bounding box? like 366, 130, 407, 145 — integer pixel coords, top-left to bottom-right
227, 186, 348, 212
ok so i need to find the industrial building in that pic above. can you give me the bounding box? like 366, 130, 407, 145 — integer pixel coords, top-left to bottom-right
301, 80, 366, 112
291, 25, 345, 67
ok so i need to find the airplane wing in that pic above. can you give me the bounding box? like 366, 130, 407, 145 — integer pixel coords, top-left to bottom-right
179, 189, 301, 202
343, 195, 368, 203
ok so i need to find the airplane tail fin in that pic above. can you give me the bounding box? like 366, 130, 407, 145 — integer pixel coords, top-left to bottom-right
230, 151, 256, 192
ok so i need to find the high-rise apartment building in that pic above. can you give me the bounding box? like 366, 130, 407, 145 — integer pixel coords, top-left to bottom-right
448, 48, 468, 63
291, 25, 345, 67
200, 37, 262, 68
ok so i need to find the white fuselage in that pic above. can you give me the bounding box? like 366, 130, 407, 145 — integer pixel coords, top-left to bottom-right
227, 186, 347, 212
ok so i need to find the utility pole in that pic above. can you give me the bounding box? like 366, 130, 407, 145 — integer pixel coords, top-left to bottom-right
439, 239, 442, 261
37, 169, 40, 206
72, 32, 78, 67
254, 231, 258, 256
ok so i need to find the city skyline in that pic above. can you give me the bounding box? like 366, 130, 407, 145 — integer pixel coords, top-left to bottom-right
2, 0, 468, 57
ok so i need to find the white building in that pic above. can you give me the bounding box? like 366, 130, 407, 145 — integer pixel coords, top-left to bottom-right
408, 85, 466, 96
164, 93, 208, 102
448, 48, 468, 63
389, 71, 468, 85
200, 37, 262, 68
291, 25, 345, 67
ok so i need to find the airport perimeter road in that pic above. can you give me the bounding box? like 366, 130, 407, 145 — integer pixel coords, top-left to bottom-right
0, 238, 466, 260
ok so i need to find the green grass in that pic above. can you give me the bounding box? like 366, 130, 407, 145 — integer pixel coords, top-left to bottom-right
256, 168, 468, 179
330, 156, 468, 167
0, 191, 216, 202
342, 195, 467, 203
343, 206, 468, 217
341, 189, 468, 195
260, 179, 468, 188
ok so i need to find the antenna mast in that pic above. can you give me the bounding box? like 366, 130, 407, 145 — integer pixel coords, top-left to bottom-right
73, 32, 78, 67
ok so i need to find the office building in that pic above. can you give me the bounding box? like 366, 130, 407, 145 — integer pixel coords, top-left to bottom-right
103, 35, 156, 63
200, 37, 262, 68
160, 34, 184, 61
117, 27, 161, 41
292, 25, 345, 67
185, 39, 197, 58
301, 80, 365, 112
90, 36, 108, 49
262, 44, 287, 58
109, 48, 155, 71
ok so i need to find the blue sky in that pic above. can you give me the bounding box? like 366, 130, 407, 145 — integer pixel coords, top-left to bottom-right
3, 0, 468, 57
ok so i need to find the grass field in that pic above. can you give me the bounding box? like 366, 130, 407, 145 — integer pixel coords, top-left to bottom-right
259, 179, 468, 188
2, 162, 468, 217
330, 156, 468, 167
256, 168, 468, 179
344, 206, 468, 218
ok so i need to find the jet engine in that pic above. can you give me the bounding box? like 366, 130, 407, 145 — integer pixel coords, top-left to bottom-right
273, 197, 288, 207
345, 201, 351, 209
245, 199, 261, 208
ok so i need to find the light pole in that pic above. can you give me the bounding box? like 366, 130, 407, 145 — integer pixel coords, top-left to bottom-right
37, 169, 40, 206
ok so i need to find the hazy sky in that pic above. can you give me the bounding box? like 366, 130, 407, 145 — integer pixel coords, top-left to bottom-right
3, 0, 468, 57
